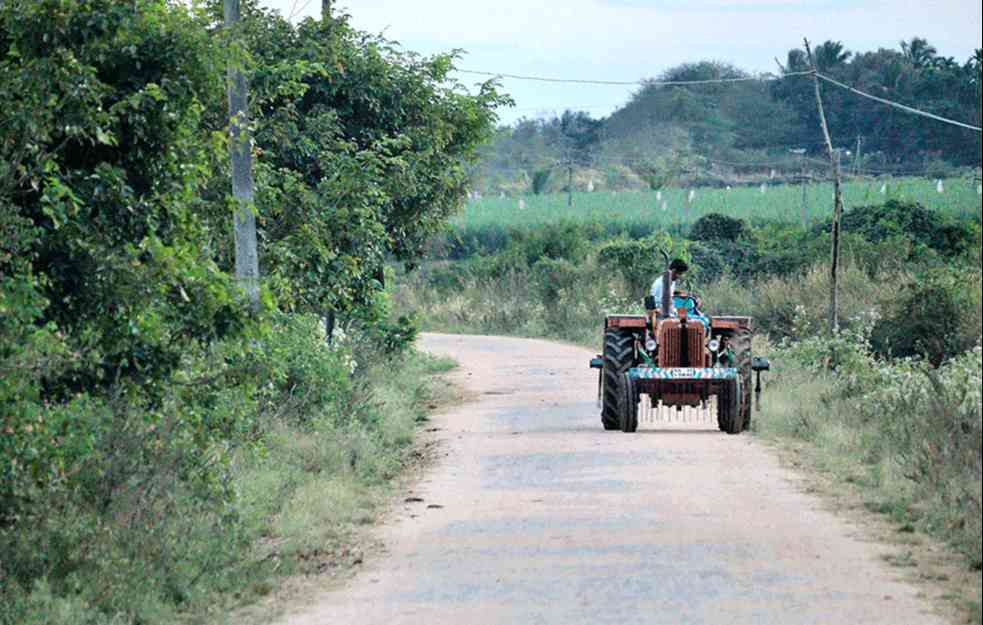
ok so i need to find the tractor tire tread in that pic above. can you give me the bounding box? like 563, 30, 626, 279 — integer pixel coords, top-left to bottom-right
601, 330, 635, 430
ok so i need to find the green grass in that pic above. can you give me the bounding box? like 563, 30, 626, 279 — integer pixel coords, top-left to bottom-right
460, 176, 982, 229
0, 341, 457, 625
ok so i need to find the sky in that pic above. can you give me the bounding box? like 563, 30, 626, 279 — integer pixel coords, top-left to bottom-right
261, 0, 982, 125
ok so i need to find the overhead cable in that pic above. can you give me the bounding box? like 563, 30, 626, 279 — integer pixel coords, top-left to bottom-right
458, 69, 813, 87
816, 73, 982, 133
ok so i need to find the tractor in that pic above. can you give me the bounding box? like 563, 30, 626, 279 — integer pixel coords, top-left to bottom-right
589, 268, 770, 434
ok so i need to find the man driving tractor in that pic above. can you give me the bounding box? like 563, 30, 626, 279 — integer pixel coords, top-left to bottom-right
651, 258, 710, 330
650, 258, 688, 317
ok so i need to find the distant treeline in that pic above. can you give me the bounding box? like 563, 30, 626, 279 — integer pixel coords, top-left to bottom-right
475, 39, 982, 194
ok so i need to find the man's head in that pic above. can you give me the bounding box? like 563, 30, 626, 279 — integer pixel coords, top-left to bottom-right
669, 258, 689, 279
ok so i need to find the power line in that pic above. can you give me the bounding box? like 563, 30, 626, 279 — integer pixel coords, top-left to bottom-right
458, 69, 813, 87
816, 73, 982, 133
507, 104, 624, 113
288, 0, 315, 21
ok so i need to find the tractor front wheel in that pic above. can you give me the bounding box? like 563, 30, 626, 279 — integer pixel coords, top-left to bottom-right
619, 373, 639, 433
601, 329, 635, 430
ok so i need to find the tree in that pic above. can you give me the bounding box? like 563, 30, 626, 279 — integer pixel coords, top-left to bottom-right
0, 0, 245, 399
814, 41, 852, 71
557, 110, 603, 165
0, 0, 250, 532
901, 37, 938, 69
211, 3, 509, 317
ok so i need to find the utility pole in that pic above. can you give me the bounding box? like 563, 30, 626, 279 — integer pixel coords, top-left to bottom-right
567, 156, 574, 207
854, 135, 863, 176
805, 37, 845, 336
321, 0, 334, 342
790, 148, 807, 227
225, 0, 260, 309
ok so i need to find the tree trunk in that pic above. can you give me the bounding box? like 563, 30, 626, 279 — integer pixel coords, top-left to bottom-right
225, 0, 260, 309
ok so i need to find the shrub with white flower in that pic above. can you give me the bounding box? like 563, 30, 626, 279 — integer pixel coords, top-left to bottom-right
322, 323, 358, 375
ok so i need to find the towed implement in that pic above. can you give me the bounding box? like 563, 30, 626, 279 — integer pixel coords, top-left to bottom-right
589, 270, 770, 434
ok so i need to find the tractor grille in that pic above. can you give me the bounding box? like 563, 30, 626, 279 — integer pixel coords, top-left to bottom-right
657, 320, 706, 368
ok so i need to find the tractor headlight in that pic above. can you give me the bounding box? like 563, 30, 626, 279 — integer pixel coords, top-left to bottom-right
645, 338, 657, 352
708, 338, 720, 352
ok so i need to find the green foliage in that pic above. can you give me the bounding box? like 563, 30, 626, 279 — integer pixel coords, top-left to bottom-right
1, 1, 495, 621
511, 220, 594, 265
530, 257, 581, 302
531, 169, 552, 195
473, 42, 980, 195
1, 311, 446, 625
817, 199, 976, 260
871, 266, 983, 365
774, 41, 981, 166
1, 0, 249, 402
688, 241, 729, 284
759, 337, 982, 571
0, 0, 249, 518
224, 4, 508, 318
690, 213, 750, 242
597, 233, 684, 296
631, 158, 682, 191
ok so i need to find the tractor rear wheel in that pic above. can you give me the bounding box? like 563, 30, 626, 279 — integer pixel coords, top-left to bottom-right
601, 329, 635, 430
733, 329, 753, 432
716, 379, 741, 434
619, 373, 639, 433
716, 330, 752, 435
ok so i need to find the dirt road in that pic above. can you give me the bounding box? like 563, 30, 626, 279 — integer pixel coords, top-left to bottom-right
277, 333, 943, 625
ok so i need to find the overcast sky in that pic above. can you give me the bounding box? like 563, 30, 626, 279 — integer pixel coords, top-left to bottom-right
261, 1, 982, 125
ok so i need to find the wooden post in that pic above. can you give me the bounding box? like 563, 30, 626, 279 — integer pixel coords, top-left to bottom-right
804, 38, 845, 335
566, 157, 573, 207
800, 154, 808, 227
225, 0, 260, 309
854, 135, 863, 177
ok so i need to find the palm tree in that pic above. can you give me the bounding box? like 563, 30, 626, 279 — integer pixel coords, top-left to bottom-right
900, 37, 937, 69
814, 41, 851, 71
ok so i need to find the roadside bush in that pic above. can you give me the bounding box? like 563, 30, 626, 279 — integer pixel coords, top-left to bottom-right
758, 335, 982, 571
690, 213, 750, 243
871, 265, 983, 365
530, 257, 582, 302
863, 346, 982, 567
510, 221, 596, 265
816, 199, 975, 259
0, 309, 443, 625
688, 242, 725, 283
729, 260, 902, 341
